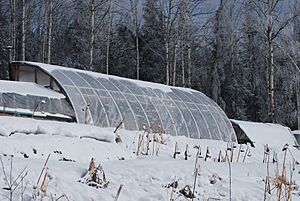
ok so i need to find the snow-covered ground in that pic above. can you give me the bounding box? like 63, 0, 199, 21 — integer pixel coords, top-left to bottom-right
0, 116, 299, 201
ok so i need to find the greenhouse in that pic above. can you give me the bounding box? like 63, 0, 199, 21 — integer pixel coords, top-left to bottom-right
9, 61, 236, 142
0, 80, 74, 121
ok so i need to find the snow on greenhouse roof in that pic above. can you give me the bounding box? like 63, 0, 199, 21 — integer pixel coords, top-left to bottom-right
20, 61, 196, 93
0, 80, 65, 99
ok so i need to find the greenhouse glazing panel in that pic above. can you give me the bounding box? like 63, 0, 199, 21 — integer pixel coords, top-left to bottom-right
153, 89, 170, 100
174, 101, 198, 138
192, 91, 214, 106
82, 92, 107, 127
220, 112, 236, 142
79, 88, 94, 95
0, 92, 71, 117
60, 99, 75, 117
110, 91, 137, 130
136, 95, 162, 132
14, 94, 28, 109
38, 97, 50, 112
2, 93, 15, 108
197, 91, 221, 108
63, 86, 86, 123
180, 91, 202, 105
95, 89, 123, 128
118, 80, 144, 95
49, 99, 62, 114
123, 94, 148, 130
209, 107, 229, 141
150, 97, 176, 135
164, 99, 188, 136
187, 103, 211, 139
62, 71, 90, 88
76, 72, 105, 90
76, 76, 111, 127
167, 90, 200, 138
52, 70, 74, 86
166, 92, 181, 101
172, 89, 193, 103
197, 104, 221, 140
97, 78, 119, 91
87, 92, 110, 127
140, 88, 157, 97
94, 100, 109, 127
109, 79, 132, 94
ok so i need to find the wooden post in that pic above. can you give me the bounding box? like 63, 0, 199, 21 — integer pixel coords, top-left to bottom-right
114, 184, 123, 201
184, 144, 189, 160
236, 144, 242, 162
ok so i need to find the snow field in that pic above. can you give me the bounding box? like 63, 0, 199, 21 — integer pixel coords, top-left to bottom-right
0, 116, 299, 201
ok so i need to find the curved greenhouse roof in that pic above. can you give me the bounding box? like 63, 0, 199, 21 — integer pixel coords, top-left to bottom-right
10, 61, 236, 142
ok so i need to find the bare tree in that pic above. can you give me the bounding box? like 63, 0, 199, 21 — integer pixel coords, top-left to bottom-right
10, 0, 16, 61
41, 1, 48, 62
21, 0, 26, 61
90, 0, 95, 70
266, 0, 276, 122
106, 0, 113, 74
0, 156, 27, 201
263, 0, 299, 122
179, 0, 194, 88
179, 0, 187, 87
158, 0, 179, 85
183, 0, 192, 88
47, 0, 53, 64
129, 0, 142, 80
171, 28, 178, 86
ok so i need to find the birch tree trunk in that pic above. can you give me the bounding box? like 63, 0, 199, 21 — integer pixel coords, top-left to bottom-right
42, 4, 47, 63
21, 0, 26, 61
130, 0, 140, 80
165, 38, 170, 85
181, 35, 185, 87
187, 41, 191, 88
90, 0, 95, 70
161, 0, 173, 86
180, 0, 188, 87
106, 0, 113, 74
136, 31, 140, 80
165, 3, 170, 86
267, 0, 276, 123
185, 0, 191, 88
47, 0, 53, 64
172, 43, 177, 86
10, 0, 16, 61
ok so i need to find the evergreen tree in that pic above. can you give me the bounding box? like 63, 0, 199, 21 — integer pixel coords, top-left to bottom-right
110, 24, 136, 78
140, 0, 165, 84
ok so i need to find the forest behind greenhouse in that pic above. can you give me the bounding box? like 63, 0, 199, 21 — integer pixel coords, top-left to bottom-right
0, 0, 299, 129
